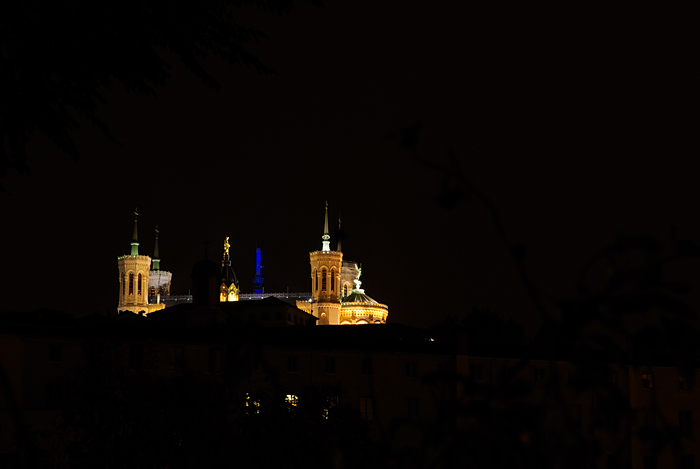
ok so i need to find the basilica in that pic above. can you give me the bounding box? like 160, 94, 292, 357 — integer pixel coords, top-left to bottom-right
116, 205, 389, 324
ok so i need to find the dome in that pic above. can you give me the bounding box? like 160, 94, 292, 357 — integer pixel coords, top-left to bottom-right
221, 264, 239, 287
342, 290, 378, 304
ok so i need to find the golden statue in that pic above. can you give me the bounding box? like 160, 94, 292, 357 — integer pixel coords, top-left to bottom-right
224, 237, 230, 256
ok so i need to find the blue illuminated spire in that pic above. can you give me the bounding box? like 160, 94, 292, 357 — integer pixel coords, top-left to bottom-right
253, 245, 264, 295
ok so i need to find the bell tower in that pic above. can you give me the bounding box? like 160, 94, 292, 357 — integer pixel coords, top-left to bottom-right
117, 209, 164, 315
309, 202, 343, 325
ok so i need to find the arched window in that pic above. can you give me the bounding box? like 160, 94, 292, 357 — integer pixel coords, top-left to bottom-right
321, 268, 327, 291
122, 273, 126, 296
343, 284, 348, 297
314, 270, 318, 291
330, 270, 335, 291
129, 273, 134, 295
138, 273, 142, 296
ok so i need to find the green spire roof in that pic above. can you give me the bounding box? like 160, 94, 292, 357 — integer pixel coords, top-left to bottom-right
130, 208, 139, 255
152, 225, 160, 270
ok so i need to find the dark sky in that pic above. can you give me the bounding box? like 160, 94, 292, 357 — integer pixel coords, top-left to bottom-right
1, 2, 698, 335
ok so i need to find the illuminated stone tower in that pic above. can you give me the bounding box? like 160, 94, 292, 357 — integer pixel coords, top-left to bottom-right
148, 225, 172, 303
220, 237, 240, 302
309, 203, 343, 325
118, 209, 164, 315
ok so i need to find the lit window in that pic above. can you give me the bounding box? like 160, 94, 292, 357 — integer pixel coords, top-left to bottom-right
245, 393, 260, 415
321, 269, 327, 291
129, 273, 134, 295
323, 396, 338, 419
642, 373, 653, 388
285, 394, 298, 407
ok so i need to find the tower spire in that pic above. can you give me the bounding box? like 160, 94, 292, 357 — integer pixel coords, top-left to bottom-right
322, 201, 331, 252
337, 213, 342, 252
152, 225, 160, 270
130, 208, 139, 255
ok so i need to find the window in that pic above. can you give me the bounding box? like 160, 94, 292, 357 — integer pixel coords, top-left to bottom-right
680, 410, 693, 436
129, 273, 134, 295
209, 348, 223, 374
607, 454, 621, 469
533, 368, 545, 383
642, 373, 653, 388
285, 394, 298, 407
314, 270, 318, 291
679, 375, 692, 390
121, 272, 125, 296
680, 455, 694, 469
323, 396, 338, 419
438, 362, 451, 373
245, 393, 260, 415
325, 356, 336, 374
330, 270, 335, 291
571, 405, 582, 431
343, 284, 348, 297
169, 346, 185, 372
643, 455, 657, 469
361, 358, 372, 376
287, 355, 298, 373
641, 410, 656, 428
406, 361, 417, 378
360, 397, 373, 420
49, 344, 62, 363
470, 364, 483, 381
137, 273, 142, 296
321, 269, 327, 291
405, 398, 419, 420
129, 344, 143, 369
46, 382, 63, 409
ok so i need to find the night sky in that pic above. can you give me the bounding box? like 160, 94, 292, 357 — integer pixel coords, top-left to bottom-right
1, 2, 698, 335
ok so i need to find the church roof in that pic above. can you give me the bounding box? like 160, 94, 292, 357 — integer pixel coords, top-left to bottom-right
342, 290, 382, 305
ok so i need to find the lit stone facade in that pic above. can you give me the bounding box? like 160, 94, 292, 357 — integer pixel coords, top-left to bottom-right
309, 249, 343, 325
340, 260, 359, 299
300, 204, 389, 325
149, 270, 172, 299
118, 255, 165, 315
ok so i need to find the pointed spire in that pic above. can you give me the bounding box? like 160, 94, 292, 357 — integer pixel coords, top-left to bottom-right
152, 225, 160, 270
322, 201, 331, 252
337, 213, 342, 252
130, 208, 139, 255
